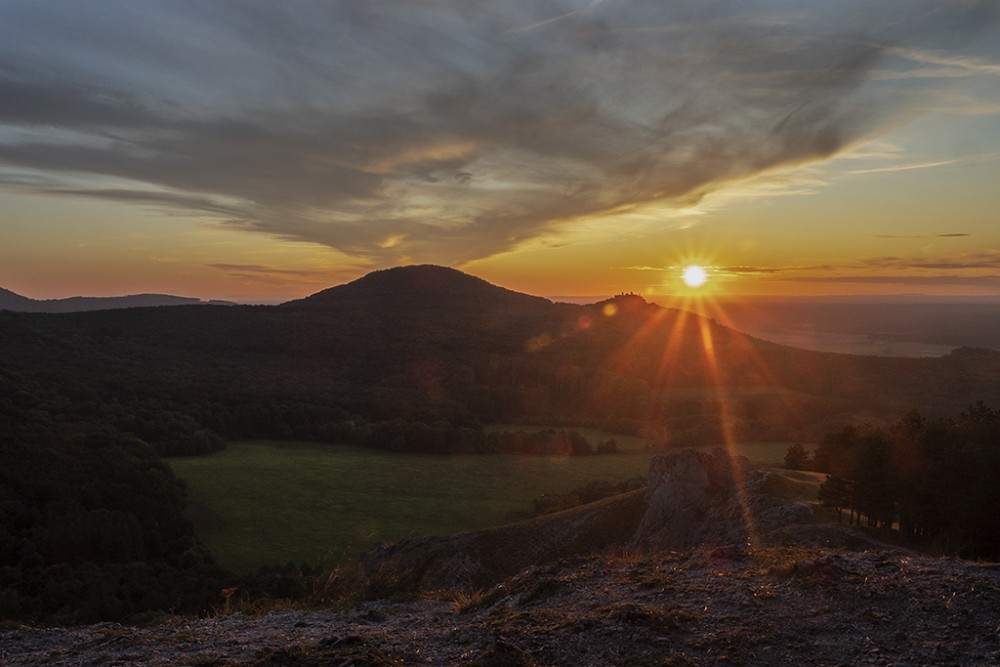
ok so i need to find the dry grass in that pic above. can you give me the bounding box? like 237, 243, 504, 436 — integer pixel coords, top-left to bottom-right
307, 564, 368, 607
451, 588, 488, 615
602, 546, 646, 565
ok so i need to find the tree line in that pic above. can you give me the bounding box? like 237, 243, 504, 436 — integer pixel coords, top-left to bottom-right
814, 403, 1000, 559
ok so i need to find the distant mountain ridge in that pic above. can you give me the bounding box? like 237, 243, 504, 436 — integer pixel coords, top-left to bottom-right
0, 287, 233, 313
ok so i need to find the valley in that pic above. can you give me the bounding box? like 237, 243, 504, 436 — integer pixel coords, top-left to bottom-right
169, 438, 799, 573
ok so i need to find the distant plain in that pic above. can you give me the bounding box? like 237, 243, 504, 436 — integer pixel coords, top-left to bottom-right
681, 296, 1000, 357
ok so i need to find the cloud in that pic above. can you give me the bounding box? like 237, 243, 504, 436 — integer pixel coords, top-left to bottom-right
760, 250, 1000, 289
792, 274, 1000, 287
871, 233, 970, 239
0, 0, 997, 266
209, 263, 349, 287
881, 46, 1000, 77
209, 264, 323, 277
849, 159, 962, 175
857, 250, 1000, 272
720, 266, 788, 275
847, 151, 1000, 176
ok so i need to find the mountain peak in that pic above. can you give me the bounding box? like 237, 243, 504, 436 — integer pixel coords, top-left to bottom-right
285, 265, 551, 310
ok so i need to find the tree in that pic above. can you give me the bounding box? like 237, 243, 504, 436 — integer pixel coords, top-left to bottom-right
783, 443, 810, 470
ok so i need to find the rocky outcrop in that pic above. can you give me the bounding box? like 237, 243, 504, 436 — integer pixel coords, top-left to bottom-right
631, 448, 813, 552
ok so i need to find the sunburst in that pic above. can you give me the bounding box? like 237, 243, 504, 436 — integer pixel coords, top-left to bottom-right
682, 265, 708, 288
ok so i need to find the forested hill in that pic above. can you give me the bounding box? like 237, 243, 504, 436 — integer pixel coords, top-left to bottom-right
285, 263, 553, 313
3, 264, 1000, 455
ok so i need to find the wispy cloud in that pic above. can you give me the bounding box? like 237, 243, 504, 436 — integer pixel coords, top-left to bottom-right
0, 0, 996, 266
720, 266, 789, 275
848, 159, 961, 175
209, 262, 343, 286
871, 232, 970, 239
883, 46, 1000, 77
793, 274, 1000, 287
760, 250, 1000, 290
855, 250, 1000, 272
846, 151, 1000, 176
210, 264, 322, 277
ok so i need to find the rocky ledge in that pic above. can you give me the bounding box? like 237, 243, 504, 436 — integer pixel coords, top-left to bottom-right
2, 450, 999, 666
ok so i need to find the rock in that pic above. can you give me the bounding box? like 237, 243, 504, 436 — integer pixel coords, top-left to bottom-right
464, 639, 541, 667
631, 448, 812, 552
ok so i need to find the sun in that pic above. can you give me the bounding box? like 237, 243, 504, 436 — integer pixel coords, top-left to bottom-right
682, 265, 708, 288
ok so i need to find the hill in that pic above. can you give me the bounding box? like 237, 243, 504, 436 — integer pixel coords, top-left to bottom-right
0, 287, 230, 313
0, 287, 35, 311
286, 264, 553, 313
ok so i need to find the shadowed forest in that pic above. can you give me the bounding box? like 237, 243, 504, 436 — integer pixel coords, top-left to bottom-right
814, 405, 1000, 559
3, 265, 1000, 624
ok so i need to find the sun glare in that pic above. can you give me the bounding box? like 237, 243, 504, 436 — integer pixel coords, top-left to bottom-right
682, 265, 707, 288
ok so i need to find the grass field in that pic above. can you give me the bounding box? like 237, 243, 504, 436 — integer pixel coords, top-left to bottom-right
169, 438, 800, 573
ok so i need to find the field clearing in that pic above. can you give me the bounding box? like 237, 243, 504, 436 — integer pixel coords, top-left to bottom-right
169, 439, 801, 573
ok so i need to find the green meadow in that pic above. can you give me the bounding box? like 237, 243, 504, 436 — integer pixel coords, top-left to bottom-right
169, 438, 797, 573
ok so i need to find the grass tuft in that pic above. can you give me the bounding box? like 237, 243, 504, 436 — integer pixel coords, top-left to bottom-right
452, 588, 488, 614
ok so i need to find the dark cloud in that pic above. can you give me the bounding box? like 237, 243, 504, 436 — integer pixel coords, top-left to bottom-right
0, 72, 158, 129
0, 0, 996, 264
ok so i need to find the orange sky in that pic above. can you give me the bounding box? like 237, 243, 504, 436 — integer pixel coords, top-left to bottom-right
2, 2, 999, 302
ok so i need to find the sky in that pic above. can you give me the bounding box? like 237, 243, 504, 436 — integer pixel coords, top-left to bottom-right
2, 0, 1000, 302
